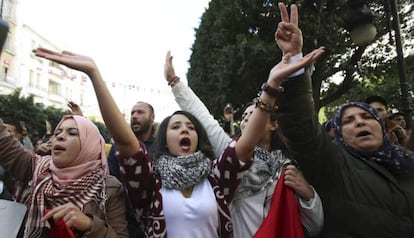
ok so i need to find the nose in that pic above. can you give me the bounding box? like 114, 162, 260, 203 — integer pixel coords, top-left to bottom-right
55, 132, 65, 141
354, 116, 366, 127
181, 125, 190, 134
131, 111, 139, 119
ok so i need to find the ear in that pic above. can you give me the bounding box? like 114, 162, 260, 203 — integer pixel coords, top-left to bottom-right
269, 120, 279, 132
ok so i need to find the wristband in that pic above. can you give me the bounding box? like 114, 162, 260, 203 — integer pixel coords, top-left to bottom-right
261, 82, 284, 97
168, 76, 180, 86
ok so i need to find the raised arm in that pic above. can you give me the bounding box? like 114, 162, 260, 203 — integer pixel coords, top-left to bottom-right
164, 51, 231, 157
235, 49, 324, 162
33, 48, 139, 158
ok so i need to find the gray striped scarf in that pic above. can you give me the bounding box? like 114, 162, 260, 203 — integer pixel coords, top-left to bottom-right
155, 151, 212, 189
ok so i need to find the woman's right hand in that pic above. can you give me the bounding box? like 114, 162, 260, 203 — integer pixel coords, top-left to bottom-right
41, 202, 92, 233
33, 48, 98, 77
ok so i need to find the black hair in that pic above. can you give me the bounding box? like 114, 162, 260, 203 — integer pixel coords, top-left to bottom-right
240, 100, 289, 153
365, 95, 388, 109
389, 112, 405, 120
136, 101, 155, 115
153, 111, 215, 160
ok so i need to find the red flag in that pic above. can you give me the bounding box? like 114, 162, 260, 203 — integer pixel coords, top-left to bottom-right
253, 172, 304, 238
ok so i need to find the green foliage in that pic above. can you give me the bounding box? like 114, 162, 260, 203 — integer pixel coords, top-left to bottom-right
0, 89, 65, 138
188, 0, 414, 120
92, 120, 112, 143
0, 89, 112, 143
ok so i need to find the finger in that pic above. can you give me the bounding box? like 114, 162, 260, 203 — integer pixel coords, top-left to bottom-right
284, 173, 297, 181
278, 2, 289, 23
33, 47, 59, 56
290, 4, 299, 26
282, 53, 292, 64
285, 165, 299, 173
62, 50, 76, 56
41, 206, 63, 222
166, 50, 171, 62
275, 25, 291, 41
284, 170, 298, 178
284, 180, 297, 188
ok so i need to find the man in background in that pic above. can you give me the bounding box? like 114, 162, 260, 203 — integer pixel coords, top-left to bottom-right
107, 101, 156, 238
365, 95, 407, 146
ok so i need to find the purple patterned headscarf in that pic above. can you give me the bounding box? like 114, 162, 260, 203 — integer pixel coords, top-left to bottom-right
332, 102, 412, 173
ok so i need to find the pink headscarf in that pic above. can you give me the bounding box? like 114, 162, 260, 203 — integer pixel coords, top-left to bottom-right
24, 115, 109, 237
49, 115, 109, 186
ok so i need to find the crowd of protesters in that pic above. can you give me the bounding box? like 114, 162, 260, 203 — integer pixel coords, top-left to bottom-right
1, 2, 414, 238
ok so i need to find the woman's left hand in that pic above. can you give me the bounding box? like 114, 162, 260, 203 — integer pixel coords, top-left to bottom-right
267, 46, 325, 89
283, 165, 314, 200
41, 202, 92, 232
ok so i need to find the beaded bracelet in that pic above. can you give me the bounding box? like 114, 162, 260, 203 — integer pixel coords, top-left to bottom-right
254, 97, 278, 112
168, 76, 180, 86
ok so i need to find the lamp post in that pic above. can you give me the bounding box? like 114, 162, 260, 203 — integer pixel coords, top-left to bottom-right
346, 0, 412, 129
386, 0, 412, 129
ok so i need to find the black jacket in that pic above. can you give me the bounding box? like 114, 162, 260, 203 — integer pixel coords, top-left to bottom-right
276, 69, 414, 238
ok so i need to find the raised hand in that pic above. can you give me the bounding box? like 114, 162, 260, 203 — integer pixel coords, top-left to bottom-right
68, 101, 83, 116
267, 46, 325, 88
45, 120, 52, 135
19, 121, 28, 135
275, 3, 303, 56
164, 51, 176, 82
33, 48, 98, 76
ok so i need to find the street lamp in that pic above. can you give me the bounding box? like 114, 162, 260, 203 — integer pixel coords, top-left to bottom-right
345, 0, 412, 128
345, 0, 377, 45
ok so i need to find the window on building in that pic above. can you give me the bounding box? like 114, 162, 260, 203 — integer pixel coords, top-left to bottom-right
36, 73, 41, 89
48, 80, 60, 96
29, 69, 34, 87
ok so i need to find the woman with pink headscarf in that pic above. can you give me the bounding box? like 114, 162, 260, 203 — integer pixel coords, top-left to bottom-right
0, 114, 128, 238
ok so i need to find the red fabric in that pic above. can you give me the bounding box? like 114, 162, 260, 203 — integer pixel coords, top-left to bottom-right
253, 172, 304, 238
45, 209, 76, 238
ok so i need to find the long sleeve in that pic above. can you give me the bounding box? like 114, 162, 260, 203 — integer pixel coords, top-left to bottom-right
172, 82, 232, 157
276, 69, 339, 185
0, 124, 34, 183
298, 187, 324, 237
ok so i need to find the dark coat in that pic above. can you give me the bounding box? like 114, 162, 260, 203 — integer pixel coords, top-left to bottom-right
276, 69, 414, 238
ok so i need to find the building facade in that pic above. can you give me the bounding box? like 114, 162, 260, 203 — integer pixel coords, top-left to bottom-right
0, 0, 89, 112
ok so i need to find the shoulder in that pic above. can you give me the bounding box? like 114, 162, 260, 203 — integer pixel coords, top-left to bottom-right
104, 175, 124, 196
105, 175, 123, 188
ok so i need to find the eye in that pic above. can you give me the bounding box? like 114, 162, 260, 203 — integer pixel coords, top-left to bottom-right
170, 124, 180, 130
341, 117, 353, 125
69, 129, 79, 136
54, 130, 62, 136
362, 113, 374, 120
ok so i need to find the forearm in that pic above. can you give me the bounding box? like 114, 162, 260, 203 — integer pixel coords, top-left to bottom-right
277, 68, 320, 153
88, 70, 139, 157
172, 82, 231, 157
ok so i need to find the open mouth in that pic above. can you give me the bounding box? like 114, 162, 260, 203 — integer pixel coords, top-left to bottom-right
180, 137, 191, 151
356, 130, 371, 137
53, 145, 66, 151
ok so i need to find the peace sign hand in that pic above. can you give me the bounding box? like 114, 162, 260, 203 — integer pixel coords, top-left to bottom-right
275, 3, 303, 56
